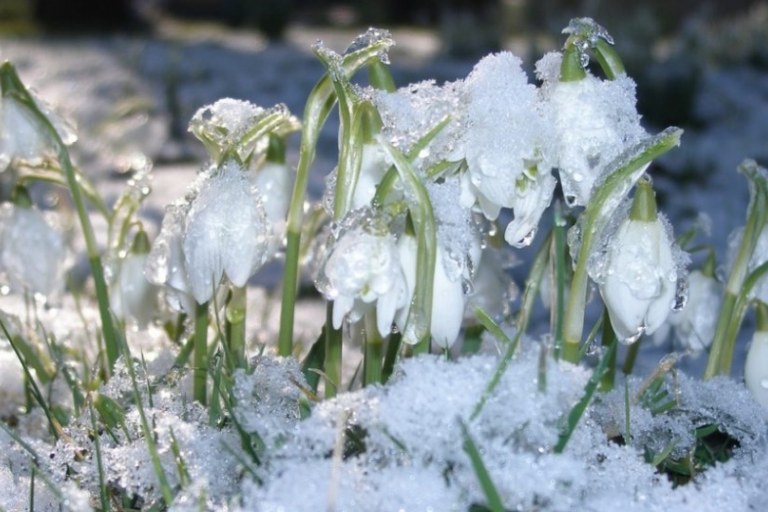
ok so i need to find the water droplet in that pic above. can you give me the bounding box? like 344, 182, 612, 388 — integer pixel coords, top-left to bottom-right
671, 277, 688, 312
622, 323, 646, 345
0, 285, 10, 295
513, 229, 536, 248
565, 195, 577, 207
760, 379, 768, 390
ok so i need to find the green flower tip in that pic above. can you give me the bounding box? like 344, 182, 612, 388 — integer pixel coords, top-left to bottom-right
757, 301, 768, 332
629, 178, 657, 222
702, 249, 716, 278
266, 133, 286, 164
10, 184, 33, 208
560, 45, 587, 82
130, 229, 151, 255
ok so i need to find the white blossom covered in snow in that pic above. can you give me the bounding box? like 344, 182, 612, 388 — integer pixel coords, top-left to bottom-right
146, 160, 274, 306
0, 91, 77, 171
461, 52, 553, 224
249, 160, 293, 256
0, 202, 66, 297
315, 217, 408, 337
536, 51, 646, 207
599, 210, 679, 342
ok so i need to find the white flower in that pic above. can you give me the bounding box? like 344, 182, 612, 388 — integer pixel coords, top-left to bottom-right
182, 161, 270, 303
503, 169, 556, 248
600, 216, 677, 342
0, 203, 66, 297
0, 94, 76, 171
396, 235, 466, 348
536, 52, 646, 207
316, 225, 408, 337
145, 202, 197, 314
351, 142, 390, 210
111, 252, 159, 329
462, 52, 549, 220
250, 161, 293, 256
146, 160, 273, 307
654, 270, 722, 352
745, 331, 768, 409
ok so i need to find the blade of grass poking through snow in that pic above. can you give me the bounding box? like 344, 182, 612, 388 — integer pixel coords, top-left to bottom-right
624, 378, 631, 445
554, 338, 617, 453
381, 331, 401, 384
279, 31, 395, 356
377, 137, 437, 352
119, 338, 174, 506
87, 400, 109, 512
459, 418, 505, 512
600, 316, 618, 391
225, 286, 247, 370
705, 160, 768, 378
0, 318, 61, 440
169, 427, 191, 488
194, 301, 209, 405
0, 63, 121, 373
301, 328, 326, 393
562, 127, 682, 363
471, 233, 550, 420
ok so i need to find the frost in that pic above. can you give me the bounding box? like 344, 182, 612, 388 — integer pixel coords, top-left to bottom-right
373, 79, 465, 172
463, 52, 550, 217
562, 17, 615, 68
537, 52, 646, 206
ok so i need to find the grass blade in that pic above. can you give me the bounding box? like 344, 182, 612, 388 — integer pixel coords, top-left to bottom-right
459, 418, 505, 512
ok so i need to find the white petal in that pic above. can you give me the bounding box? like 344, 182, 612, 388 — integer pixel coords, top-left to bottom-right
643, 223, 677, 335
252, 162, 292, 226
394, 235, 418, 334
745, 332, 768, 409
333, 295, 354, 329
352, 143, 389, 210
430, 251, 465, 348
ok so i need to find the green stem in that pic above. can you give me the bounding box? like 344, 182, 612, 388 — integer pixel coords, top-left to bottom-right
705, 160, 768, 377
594, 38, 625, 79
278, 41, 394, 356
363, 311, 383, 386
599, 313, 617, 391
225, 286, 247, 369
562, 128, 682, 362
194, 302, 209, 405
324, 303, 342, 398
622, 335, 642, 375
553, 202, 567, 358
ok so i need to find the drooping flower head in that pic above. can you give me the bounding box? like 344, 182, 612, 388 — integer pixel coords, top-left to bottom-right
314, 211, 408, 337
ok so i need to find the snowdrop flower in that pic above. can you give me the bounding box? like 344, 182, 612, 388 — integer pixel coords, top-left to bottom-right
0, 89, 76, 171
461, 52, 550, 225
351, 142, 390, 210
182, 161, 271, 303
599, 181, 679, 342
746, 303, 768, 409
146, 160, 272, 307
535, 52, 646, 207
145, 202, 196, 314
397, 235, 466, 348
503, 167, 557, 248
0, 200, 66, 297
250, 160, 292, 256
315, 219, 408, 337
654, 269, 722, 353
111, 230, 159, 329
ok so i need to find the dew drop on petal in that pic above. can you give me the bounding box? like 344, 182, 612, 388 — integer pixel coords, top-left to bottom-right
761, 379, 768, 390
622, 323, 646, 345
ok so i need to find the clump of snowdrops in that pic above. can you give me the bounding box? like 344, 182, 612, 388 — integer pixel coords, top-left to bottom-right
1, 17, 768, 510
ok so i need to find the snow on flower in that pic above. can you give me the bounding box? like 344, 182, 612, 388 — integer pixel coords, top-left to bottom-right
0, 91, 77, 171
188, 98, 299, 164
461, 52, 552, 222
315, 217, 408, 337
146, 160, 275, 307
536, 51, 646, 207
599, 213, 678, 342
0, 202, 66, 297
